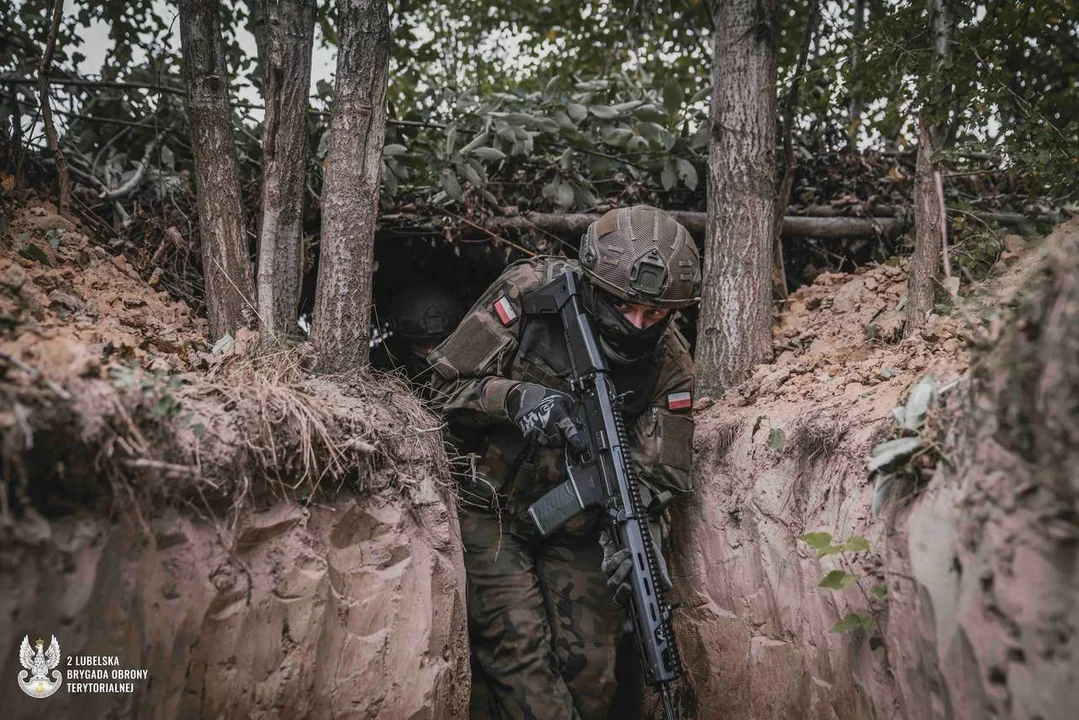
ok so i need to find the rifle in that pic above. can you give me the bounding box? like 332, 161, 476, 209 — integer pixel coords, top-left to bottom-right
522, 270, 683, 720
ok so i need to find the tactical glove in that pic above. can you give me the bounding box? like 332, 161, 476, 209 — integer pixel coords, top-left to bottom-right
505, 382, 586, 452
599, 523, 673, 607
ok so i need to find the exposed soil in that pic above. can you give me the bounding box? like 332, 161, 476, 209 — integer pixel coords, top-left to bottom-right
0, 199, 469, 719
671, 220, 1076, 719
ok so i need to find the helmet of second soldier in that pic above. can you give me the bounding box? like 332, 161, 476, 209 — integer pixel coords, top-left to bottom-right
388, 286, 464, 369
578, 205, 701, 309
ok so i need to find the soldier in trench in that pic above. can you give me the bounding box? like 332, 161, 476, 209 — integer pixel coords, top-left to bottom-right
372, 284, 465, 390
427, 205, 699, 719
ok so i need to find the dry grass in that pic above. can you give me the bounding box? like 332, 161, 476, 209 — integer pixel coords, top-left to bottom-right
712, 418, 743, 462
791, 412, 849, 462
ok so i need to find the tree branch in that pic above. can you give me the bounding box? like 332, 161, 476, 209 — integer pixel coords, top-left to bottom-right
37, 0, 71, 215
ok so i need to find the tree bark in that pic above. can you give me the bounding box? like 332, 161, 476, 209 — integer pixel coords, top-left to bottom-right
906, 0, 954, 336
311, 0, 390, 372
38, 0, 71, 216
846, 0, 866, 149
696, 0, 778, 397
257, 0, 316, 343
179, 0, 257, 341
773, 0, 821, 301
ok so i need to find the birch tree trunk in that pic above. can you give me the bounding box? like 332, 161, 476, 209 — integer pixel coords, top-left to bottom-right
311, 0, 389, 371
906, 0, 954, 336
179, 0, 257, 340
697, 0, 778, 396
257, 0, 316, 342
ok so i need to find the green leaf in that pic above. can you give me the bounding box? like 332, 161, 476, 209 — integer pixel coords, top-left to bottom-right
611, 100, 643, 113
903, 373, 939, 431
460, 131, 489, 154
555, 182, 575, 209
445, 125, 457, 157
383, 143, 408, 156
472, 146, 507, 162
767, 427, 786, 451
192, 422, 207, 438
440, 169, 464, 203
867, 437, 923, 473
603, 128, 635, 147
589, 104, 621, 120
871, 584, 888, 598
566, 103, 588, 122
45, 228, 64, 250
676, 158, 698, 190
627, 135, 650, 152
844, 536, 870, 553
657, 129, 678, 151
872, 473, 898, 515
690, 85, 711, 104
18, 244, 51, 266
633, 103, 666, 122
817, 545, 845, 557
574, 185, 598, 209
819, 570, 860, 590
553, 109, 576, 130
829, 613, 874, 634
664, 79, 685, 116
661, 159, 678, 190
459, 162, 485, 188
798, 532, 833, 551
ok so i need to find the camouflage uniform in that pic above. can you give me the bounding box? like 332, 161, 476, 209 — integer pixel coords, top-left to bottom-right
428, 256, 695, 720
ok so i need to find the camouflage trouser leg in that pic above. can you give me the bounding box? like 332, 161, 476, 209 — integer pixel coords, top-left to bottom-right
461, 506, 621, 720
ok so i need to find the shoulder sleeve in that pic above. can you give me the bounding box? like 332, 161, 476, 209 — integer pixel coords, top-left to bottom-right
629, 327, 696, 495
426, 259, 546, 422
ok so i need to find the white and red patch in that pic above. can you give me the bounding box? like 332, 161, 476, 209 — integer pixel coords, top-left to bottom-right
667, 391, 692, 411
493, 295, 518, 325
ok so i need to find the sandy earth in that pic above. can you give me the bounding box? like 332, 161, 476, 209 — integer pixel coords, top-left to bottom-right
0, 200, 470, 719
671, 220, 1077, 719
2, 197, 1076, 719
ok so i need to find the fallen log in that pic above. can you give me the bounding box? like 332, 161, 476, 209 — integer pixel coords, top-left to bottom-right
485, 211, 900, 240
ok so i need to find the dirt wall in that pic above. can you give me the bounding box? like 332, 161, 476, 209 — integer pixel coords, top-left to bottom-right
673, 221, 1078, 719
0, 200, 470, 719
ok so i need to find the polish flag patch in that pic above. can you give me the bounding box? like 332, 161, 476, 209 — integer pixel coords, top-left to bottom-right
493, 295, 518, 325
667, 391, 692, 411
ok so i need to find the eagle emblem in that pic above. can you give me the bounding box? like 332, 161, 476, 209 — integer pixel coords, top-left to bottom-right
18, 635, 62, 699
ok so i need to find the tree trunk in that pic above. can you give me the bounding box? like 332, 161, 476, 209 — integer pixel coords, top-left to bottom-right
906, 0, 954, 336
310, 0, 390, 372
38, 0, 71, 216
257, 0, 316, 343
773, 0, 821, 301
697, 0, 778, 397
179, 0, 257, 340
846, 0, 866, 149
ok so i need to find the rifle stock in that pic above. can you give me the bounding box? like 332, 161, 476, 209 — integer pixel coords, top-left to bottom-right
522, 270, 683, 720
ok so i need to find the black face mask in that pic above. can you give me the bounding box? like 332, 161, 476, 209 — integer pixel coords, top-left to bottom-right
583, 280, 671, 364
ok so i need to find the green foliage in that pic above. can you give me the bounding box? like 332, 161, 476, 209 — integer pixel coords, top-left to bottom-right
871, 373, 940, 514
799, 532, 886, 648
767, 427, 786, 452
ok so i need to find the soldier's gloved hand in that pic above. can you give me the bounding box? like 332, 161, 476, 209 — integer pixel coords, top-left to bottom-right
506, 382, 586, 452
599, 523, 673, 607
599, 529, 633, 606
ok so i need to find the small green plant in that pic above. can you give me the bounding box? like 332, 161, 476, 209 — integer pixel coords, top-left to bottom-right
869, 373, 941, 514
109, 365, 206, 436
799, 531, 887, 650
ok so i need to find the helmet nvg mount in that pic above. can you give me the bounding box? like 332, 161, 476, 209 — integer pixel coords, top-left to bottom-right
388, 286, 465, 340
578, 205, 701, 309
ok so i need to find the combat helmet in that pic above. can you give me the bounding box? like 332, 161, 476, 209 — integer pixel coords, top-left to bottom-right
389, 286, 464, 340
578, 205, 701, 309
